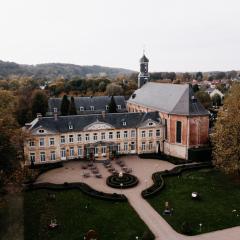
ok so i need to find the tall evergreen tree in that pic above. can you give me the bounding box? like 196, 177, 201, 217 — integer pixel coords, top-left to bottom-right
69, 96, 77, 115
60, 95, 70, 116
108, 96, 117, 113
31, 90, 48, 117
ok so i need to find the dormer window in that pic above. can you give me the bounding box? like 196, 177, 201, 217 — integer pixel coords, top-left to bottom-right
123, 121, 126, 126
80, 107, 84, 111
38, 129, 44, 133
117, 105, 121, 110
148, 122, 153, 126
105, 105, 109, 110
90, 106, 94, 111
53, 107, 58, 113
69, 122, 73, 130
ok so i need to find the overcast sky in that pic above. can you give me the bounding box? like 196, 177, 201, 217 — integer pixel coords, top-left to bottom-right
0, 0, 240, 72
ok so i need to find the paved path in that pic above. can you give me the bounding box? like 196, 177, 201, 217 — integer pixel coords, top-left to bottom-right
37, 156, 240, 240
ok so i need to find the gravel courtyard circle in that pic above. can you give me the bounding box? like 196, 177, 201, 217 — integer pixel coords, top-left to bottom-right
106, 173, 139, 189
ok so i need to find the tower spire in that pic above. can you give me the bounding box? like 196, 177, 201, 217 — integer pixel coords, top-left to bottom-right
138, 50, 150, 88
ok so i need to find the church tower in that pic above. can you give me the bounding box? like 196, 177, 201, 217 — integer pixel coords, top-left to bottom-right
138, 53, 150, 88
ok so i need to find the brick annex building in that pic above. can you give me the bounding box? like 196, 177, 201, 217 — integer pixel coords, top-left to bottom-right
23, 54, 209, 165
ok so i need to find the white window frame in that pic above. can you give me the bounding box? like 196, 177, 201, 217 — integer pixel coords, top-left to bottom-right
116, 131, 120, 139
78, 146, 83, 157
141, 131, 146, 138
70, 147, 74, 157
93, 133, 98, 141
156, 129, 160, 137
39, 138, 45, 147
124, 131, 128, 138
124, 142, 128, 151
49, 137, 55, 146
131, 130, 135, 138
101, 132, 105, 140
77, 134, 82, 142
69, 135, 74, 143
149, 130, 153, 138
109, 132, 113, 139
85, 134, 90, 141
40, 152, 46, 162
60, 136, 65, 144
30, 152, 35, 162
90, 106, 94, 111
50, 151, 56, 161
142, 142, 146, 151
80, 106, 84, 111
29, 140, 35, 147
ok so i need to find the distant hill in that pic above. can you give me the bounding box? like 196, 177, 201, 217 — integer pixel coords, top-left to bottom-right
0, 60, 135, 80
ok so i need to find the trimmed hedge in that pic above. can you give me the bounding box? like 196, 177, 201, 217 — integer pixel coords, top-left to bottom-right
25, 182, 127, 202
141, 162, 213, 198
188, 147, 212, 162
138, 153, 190, 165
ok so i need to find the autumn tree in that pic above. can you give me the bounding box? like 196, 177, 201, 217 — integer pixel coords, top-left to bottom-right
69, 96, 77, 115
0, 90, 25, 176
60, 95, 70, 115
195, 91, 212, 109
31, 90, 48, 117
211, 83, 240, 175
106, 83, 123, 96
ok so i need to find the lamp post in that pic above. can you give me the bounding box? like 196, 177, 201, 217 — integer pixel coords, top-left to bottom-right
120, 183, 123, 196
199, 223, 202, 232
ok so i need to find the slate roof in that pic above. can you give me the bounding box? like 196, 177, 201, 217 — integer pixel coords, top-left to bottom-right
128, 82, 209, 116
48, 96, 126, 115
29, 112, 161, 133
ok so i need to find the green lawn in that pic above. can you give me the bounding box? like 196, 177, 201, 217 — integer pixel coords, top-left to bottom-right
148, 169, 240, 235
24, 189, 154, 240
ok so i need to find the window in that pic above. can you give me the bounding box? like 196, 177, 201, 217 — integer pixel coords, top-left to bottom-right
141, 131, 146, 138
49, 137, 55, 146
117, 105, 121, 109
53, 107, 57, 113
124, 142, 128, 151
40, 152, 45, 162
50, 151, 56, 161
29, 140, 35, 147
101, 132, 105, 140
94, 147, 98, 155
69, 135, 74, 143
149, 130, 153, 137
116, 131, 120, 138
39, 138, 45, 147
70, 147, 74, 156
141, 142, 146, 151
148, 122, 153, 126
105, 105, 109, 110
80, 106, 84, 111
69, 123, 73, 130
93, 133, 98, 141
131, 142, 135, 151
77, 134, 82, 142
30, 152, 35, 162
102, 146, 106, 154
124, 131, 128, 138
38, 129, 44, 133
109, 132, 113, 139
176, 121, 182, 143
165, 119, 168, 140
156, 129, 160, 137
117, 143, 121, 153
60, 136, 65, 144
123, 121, 126, 126
90, 106, 94, 111
149, 142, 153, 150
85, 134, 90, 141
131, 130, 135, 138
78, 147, 83, 156
61, 148, 66, 158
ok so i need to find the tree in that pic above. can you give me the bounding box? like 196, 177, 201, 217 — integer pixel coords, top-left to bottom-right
192, 84, 199, 92
31, 90, 48, 117
106, 83, 123, 96
212, 94, 222, 107
69, 96, 77, 115
195, 72, 203, 81
108, 96, 117, 113
195, 91, 212, 109
0, 90, 25, 176
211, 83, 240, 176
60, 95, 70, 116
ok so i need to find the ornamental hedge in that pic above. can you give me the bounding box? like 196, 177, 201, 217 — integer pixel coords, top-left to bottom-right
141, 162, 212, 198
25, 182, 127, 202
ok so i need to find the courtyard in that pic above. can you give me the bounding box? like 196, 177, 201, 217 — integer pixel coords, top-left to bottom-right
29, 156, 240, 240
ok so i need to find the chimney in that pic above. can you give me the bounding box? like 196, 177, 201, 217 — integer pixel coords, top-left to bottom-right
37, 113, 42, 120
102, 111, 106, 119
53, 108, 58, 121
